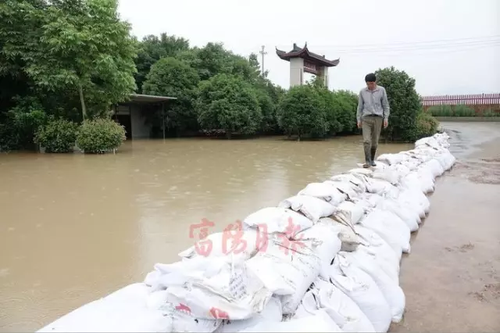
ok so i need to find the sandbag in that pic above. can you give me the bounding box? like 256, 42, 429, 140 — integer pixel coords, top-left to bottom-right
339, 251, 406, 322
297, 182, 347, 206
158, 258, 272, 320
319, 218, 360, 252
376, 153, 410, 166
421, 159, 445, 179
359, 208, 411, 254
178, 228, 262, 262
245, 239, 321, 314
37, 283, 174, 333
324, 180, 359, 200
216, 297, 283, 332
296, 222, 342, 279
310, 278, 376, 332
240, 309, 342, 332
354, 224, 401, 269
278, 195, 335, 223
365, 178, 400, 198
376, 197, 420, 232
243, 207, 313, 237
330, 257, 392, 333
331, 200, 366, 225
330, 174, 367, 193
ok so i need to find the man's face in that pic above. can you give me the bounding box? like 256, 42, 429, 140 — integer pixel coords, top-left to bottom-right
366, 81, 377, 90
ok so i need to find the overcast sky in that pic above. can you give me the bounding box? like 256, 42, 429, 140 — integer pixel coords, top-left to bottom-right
118, 0, 500, 96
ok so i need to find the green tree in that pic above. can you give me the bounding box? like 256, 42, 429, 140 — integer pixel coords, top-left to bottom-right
375, 66, 422, 141
333, 90, 358, 134
134, 33, 190, 92
197, 74, 262, 139
22, 0, 138, 120
277, 85, 329, 140
142, 57, 200, 135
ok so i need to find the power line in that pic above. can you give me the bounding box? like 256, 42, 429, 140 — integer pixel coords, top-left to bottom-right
272, 35, 500, 51
259, 45, 267, 75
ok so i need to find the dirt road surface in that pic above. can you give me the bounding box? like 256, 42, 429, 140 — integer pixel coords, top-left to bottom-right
391, 122, 500, 332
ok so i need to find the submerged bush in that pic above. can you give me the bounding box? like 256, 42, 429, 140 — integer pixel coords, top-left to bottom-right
35, 119, 78, 153
76, 119, 126, 154
414, 111, 439, 139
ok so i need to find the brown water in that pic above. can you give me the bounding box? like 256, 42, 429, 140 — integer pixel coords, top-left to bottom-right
0, 135, 412, 331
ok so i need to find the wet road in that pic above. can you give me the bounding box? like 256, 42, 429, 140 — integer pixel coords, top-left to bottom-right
391, 122, 500, 332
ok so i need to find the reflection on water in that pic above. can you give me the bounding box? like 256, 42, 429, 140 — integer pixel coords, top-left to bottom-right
0, 135, 412, 331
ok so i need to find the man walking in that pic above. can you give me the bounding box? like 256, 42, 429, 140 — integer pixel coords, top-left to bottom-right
356, 73, 390, 168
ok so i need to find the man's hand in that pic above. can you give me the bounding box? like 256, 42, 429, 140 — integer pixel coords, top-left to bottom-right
357, 121, 361, 129
383, 119, 388, 128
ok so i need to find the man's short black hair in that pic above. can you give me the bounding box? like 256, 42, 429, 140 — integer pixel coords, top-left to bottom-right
365, 73, 377, 82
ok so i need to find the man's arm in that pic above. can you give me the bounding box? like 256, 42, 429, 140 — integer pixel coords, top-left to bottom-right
356, 91, 364, 123
382, 88, 390, 121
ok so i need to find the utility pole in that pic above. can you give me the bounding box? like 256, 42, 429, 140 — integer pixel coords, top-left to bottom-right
259, 45, 267, 75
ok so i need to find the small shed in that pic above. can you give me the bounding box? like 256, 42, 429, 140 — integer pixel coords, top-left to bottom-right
113, 94, 177, 139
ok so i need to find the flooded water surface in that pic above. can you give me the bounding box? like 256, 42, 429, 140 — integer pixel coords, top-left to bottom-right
0, 135, 412, 331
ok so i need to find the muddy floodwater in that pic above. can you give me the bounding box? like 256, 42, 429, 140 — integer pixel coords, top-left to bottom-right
0, 123, 499, 332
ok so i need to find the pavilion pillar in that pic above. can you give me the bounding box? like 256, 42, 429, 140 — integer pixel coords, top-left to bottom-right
317, 66, 328, 89
290, 57, 304, 87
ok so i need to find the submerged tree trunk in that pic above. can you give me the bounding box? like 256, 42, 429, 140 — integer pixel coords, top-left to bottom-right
79, 83, 87, 120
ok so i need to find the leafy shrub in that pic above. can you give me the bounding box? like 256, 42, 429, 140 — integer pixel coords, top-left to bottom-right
277, 85, 328, 140
414, 111, 439, 139
76, 119, 126, 154
454, 104, 475, 117
35, 119, 78, 153
427, 105, 453, 117
197, 74, 262, 139
375, 67, 421, 142
481, 109, 497, 117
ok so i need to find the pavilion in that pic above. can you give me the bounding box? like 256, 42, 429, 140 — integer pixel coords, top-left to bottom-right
276, 43, 340, 88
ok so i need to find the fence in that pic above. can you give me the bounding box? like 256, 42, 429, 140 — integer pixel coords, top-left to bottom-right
421, 93, 500, 106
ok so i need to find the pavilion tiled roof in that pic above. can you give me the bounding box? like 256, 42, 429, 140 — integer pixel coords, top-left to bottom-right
276, 43, 340, 67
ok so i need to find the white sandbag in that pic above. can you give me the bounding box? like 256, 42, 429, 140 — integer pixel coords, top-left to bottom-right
376, 197, 420, 232
162, 258, 272, 320
37, 283, 174, 333
371, 165, 403, 185
330, 257, 392, 333
216, 297, 283, 332
319, 218, 360, 252
404, 170, 435, 194
178, 229, 262, 262
297, 182, 347, 206
310, 278, 376, 332
331, 200, 366, 225
292, 290, 321, 319
399, 188, 430, 219
278, 195, 335, 223
245, 239, 321, 314
348, 168, 373, 176
339, 251, 405, 322
359, 209, 411, 254
365, 178, 400, 198
170, 306, 222, 332
354, 224, 401, 267
296, 222, 342, 279
241, 309, 342, 332
243, 207, 313, 237
330, 174, 367, 193
376, 153, 409, 166
324, 180, 359, 200
421, 159, 445, 179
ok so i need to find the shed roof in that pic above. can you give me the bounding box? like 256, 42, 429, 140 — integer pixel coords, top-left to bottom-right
128, 94, 177, 103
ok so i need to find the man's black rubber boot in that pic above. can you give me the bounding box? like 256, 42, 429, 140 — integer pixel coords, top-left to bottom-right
363, 146, 371, 168
370, 148, 377, 167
